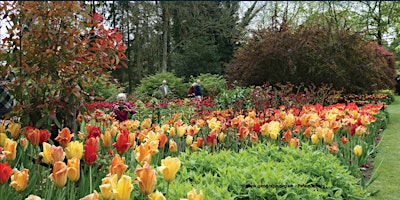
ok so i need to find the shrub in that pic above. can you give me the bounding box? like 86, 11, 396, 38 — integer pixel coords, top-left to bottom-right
189, 73, 227, 98
136, 72, 188, 99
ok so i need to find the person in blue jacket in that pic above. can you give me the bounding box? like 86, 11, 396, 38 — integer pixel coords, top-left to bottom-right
193, 79, 202, 100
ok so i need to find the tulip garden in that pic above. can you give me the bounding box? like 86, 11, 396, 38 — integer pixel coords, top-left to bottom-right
0, 89, 391, 200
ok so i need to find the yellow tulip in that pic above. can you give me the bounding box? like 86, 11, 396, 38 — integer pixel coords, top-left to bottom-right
0, 132, 7, 147
10, 168, 29, 192
67, 157, 80, 182
134, 162, 156, 195
311, 134, 319, 145
187, 188, 203, 200
65, 141, 83, 160
101, 130, 112, 149
114, 175, 133, 200
49, 161, 68, 188
148, 190, 166, 200
354, 145, 363, 156
99, 174, 118, 200
109, 154, 128, 179
168, 127, 176, 137
157, 156, 181, 183
7, 122, 21, 140
135, 142, 154, 166
177, 126, 186, 138
3, 138, 17, 161
260, 123, 269, 137
186, 135, 193, 145
218, 132, 225, 142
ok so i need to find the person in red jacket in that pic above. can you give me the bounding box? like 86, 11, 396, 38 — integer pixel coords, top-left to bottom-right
187, 83, 196, 99
111, 93, 136, 122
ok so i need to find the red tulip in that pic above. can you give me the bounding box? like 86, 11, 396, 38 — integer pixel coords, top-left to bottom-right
84, 143, 98, 165
113, 129, 130, 155
0, 162, 12, 184
86, 124, 101, 139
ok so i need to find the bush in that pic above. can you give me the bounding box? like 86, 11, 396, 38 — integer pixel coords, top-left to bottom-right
225, 21, 396, 94
189, 73, 227, 98
136, 72, 188, 99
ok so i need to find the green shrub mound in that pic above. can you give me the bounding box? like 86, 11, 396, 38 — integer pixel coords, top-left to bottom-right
167, 143, 366, 200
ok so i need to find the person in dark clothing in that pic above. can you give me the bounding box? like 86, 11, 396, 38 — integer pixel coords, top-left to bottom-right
193, 79, 202, 100
187, 83, 196, 99
111, 93, 136, 122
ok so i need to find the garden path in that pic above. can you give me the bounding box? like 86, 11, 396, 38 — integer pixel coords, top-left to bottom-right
366, 97, 400, 199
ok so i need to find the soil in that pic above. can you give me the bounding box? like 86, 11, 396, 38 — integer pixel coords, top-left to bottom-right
361, 157, 375, 184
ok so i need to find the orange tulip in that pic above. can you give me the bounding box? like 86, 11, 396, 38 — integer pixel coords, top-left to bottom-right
114, 175, 133, 200
10, 168, 29, 192
0, 124, 5, 133
169, 139, 177, 152
67, 157, 80, 182
49, 161, 68, 188
20, 137, 28, 147
323, 128, 334, 144
141, 118, 152, 130
40, 142, 65, 164
7, 122, 21, 140
3, 138, 17, 161
135, 143, 154, 166
158, 133, 168, 149
23, 126, 40, 146
55, 127, 74, 147
288, 138, 299, 148
109, 154, 128, 179
134, 162, 156, 195
80, 190, 100, 200
157, 156, 181, 183
65, 141, 83, 160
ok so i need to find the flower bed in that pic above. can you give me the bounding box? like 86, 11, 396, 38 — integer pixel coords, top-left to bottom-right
0, 101, 386, 199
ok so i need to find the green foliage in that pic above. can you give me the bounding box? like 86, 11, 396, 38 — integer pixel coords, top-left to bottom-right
189, 73, 227, 98
168, 143, 367, 200
214, 86, 253, 110
136, 72, 188, 99
84, 74, 124, 102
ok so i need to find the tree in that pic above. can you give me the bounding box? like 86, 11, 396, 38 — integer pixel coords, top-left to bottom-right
225, 20, 396, 94
0, 1, 127, 133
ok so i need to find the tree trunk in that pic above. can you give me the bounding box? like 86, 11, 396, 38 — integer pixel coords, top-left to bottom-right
161, 2, 169, 72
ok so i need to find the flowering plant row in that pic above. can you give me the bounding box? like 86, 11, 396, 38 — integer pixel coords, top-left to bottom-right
0, 100, 386, 199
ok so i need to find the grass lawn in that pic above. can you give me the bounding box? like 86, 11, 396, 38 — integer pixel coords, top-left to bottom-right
367, 96, 400, 199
